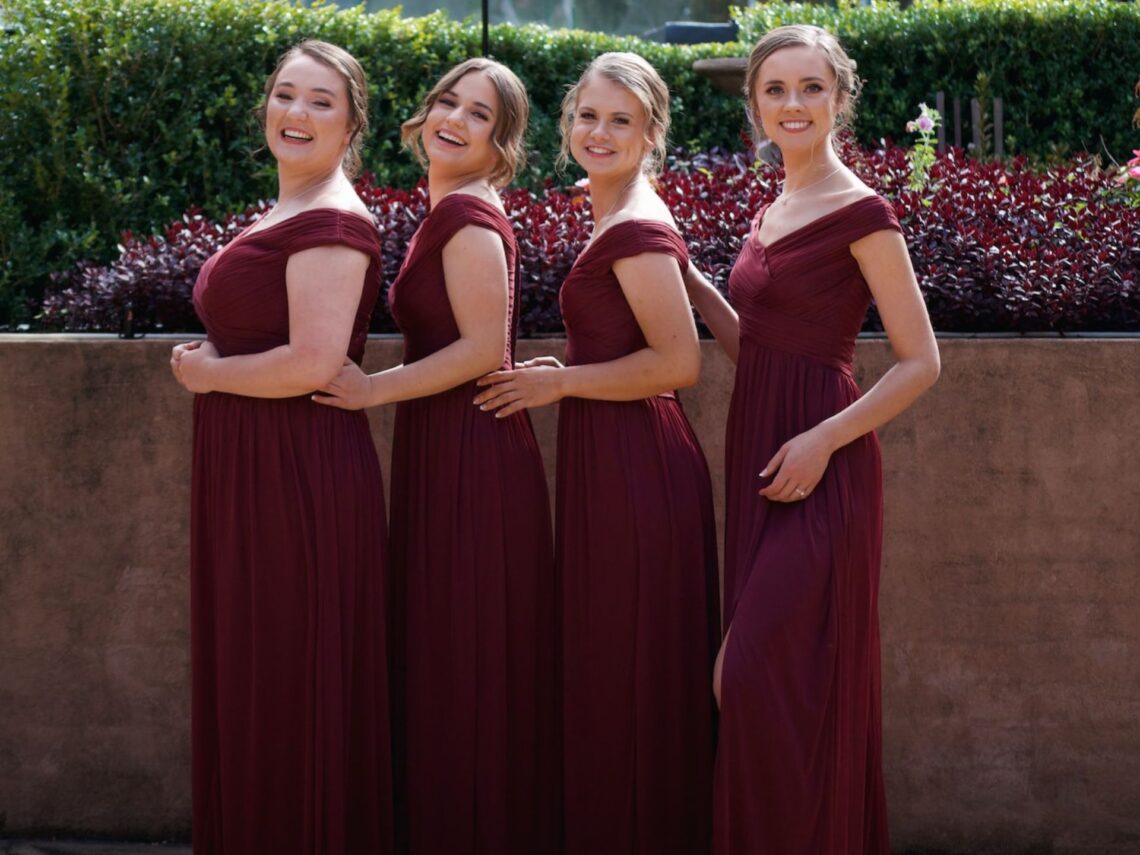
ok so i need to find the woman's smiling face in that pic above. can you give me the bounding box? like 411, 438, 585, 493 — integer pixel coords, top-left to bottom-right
264, 54, 353, 173
422, 70, 501, 179
569, 74, 653, 181
752, 45, 842, 153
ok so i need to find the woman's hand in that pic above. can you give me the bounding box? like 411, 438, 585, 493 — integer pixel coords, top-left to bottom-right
311, 359, 372, 410
473, 357, 566, 418
175, 340, 220, 393
758, 425, 836, 503
169, 340, 203, 389
515, 356, 564, 369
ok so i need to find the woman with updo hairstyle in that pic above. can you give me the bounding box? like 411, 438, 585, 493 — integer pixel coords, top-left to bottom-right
314, 57, 558, 855
170, 40, 393, 853
476, 51, 720, 854
683, 25, 940, 853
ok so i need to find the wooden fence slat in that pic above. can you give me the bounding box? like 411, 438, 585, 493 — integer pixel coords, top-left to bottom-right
936, 90, 947, 153
930, 93, 1006, 157
971, 98, 982, 153
993, 97, 1004, 159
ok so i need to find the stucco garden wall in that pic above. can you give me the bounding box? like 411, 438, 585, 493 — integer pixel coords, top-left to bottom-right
1, 335, 1137, 852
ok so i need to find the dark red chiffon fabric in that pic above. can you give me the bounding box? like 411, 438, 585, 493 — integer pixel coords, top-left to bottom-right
557, 220, 720, 855
386, 194, 559, 855
714, 195, 900, 854
190, 209, 392, 854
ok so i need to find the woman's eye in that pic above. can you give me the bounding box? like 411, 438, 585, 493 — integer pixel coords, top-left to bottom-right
614, 117, 629, 125
765, 86, 783, 96
276, 92, 293, 101
806, 84, 822, 93
473, 111, 489, 121
439, 97, 456, 107
315, 101, 331, 108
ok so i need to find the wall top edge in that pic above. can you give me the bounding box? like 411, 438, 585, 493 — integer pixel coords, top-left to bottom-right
3, 333, 1140, 345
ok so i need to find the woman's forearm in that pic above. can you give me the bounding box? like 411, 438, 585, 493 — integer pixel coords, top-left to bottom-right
365, 336, 504, 406
691, 281, 740, 364
816, 355, 940, 452
684, 265, 740, 363
556, 344, 699, 402
203, 344, 344, 398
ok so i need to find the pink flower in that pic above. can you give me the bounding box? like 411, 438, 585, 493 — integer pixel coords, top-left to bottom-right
906, 120, 918, 133
917, 115, 935, 132
1129, 165, 1140, 180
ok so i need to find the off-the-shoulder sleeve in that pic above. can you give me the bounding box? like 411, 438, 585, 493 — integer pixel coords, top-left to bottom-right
836, 195, 902, 245
596, 220, 689, 269
420, 193, 515, 251
279, 209, 382, 260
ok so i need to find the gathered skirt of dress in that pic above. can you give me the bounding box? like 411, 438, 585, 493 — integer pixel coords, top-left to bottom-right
559, 394, 720, 855
389, 381, 559, 855
192, 393, 392, 855
714, 344, 887, 854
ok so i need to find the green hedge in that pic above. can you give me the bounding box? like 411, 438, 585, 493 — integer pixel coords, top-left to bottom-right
2, 0, 1138, 326
734, 0, 1140, 163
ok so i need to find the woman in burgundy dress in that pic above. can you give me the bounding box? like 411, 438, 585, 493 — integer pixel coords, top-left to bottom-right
683, 26, 941, 853
170, 42, 392, 853
476, 53, 720, 854
313, 59, 557, 855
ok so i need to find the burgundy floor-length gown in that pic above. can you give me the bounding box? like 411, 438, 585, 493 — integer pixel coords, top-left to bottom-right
387, 193, 559, 855
190, 209, 392, 854
558, 220, 720, 855
714, 195, 901, 854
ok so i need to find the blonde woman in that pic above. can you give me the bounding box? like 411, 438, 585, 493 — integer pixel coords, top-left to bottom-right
476, 52, 719, 854
684, 25, 940, 853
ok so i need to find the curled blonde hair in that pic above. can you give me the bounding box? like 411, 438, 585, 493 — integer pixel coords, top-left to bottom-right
255, 40, 370, 178
401, 58, 530, 188
744, 25, 861, 150
558, 52, 671, 176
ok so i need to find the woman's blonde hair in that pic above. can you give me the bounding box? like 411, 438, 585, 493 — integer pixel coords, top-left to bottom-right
401, 58, 530, 188
255, 40, 370, 178
744, 25, 861, 148
558, 52, 671, 176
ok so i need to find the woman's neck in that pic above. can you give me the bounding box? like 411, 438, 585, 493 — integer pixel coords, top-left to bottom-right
588, 169, 645, 230
778, 143, 845, 194
276, 166, 344, 206
428, 166, 496, 208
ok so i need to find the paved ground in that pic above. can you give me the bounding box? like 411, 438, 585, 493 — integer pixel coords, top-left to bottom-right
0, 843, 190, 855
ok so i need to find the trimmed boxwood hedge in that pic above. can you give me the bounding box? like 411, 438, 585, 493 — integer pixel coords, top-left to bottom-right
3, 0, 1139, 327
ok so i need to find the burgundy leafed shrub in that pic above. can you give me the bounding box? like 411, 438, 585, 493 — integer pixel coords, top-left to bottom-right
40, 203, 270, 335
41, 148, 1140, 334
846, 144, 1140, 332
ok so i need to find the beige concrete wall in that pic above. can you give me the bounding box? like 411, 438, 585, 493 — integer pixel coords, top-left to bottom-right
1, 335, 1137, 851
